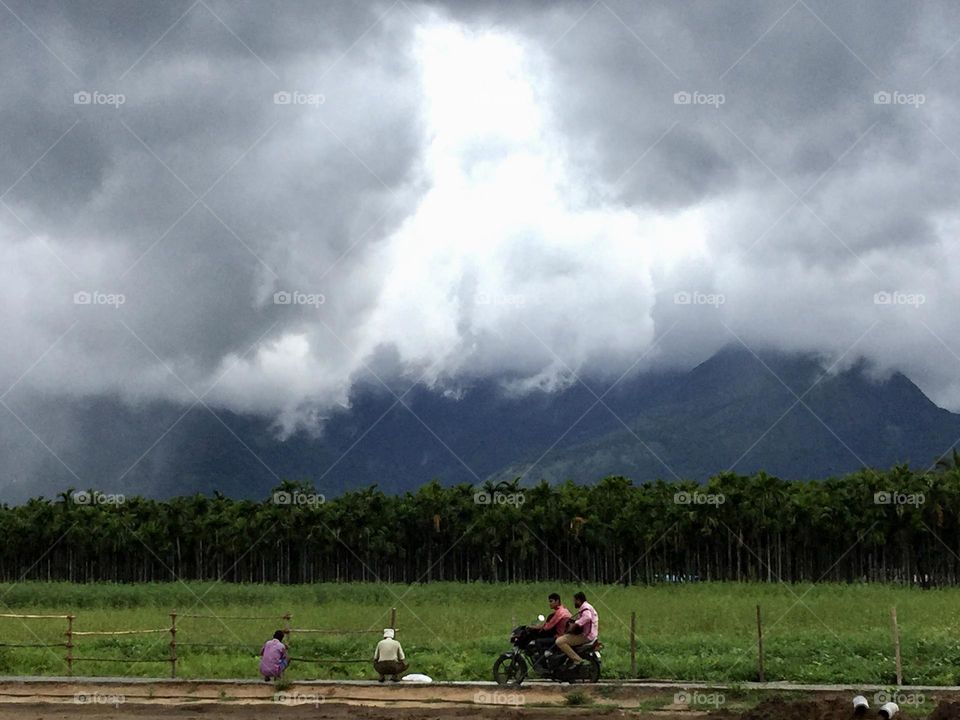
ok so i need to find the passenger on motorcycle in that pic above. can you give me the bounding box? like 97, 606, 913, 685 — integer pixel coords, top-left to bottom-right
555, 591, 598, 665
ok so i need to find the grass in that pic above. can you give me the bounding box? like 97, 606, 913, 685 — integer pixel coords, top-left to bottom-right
0, 581, 958, 683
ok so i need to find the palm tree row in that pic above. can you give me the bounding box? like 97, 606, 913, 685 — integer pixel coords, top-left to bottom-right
2, 463, 959, 584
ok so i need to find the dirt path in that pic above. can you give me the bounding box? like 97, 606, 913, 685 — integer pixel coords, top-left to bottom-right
0, 681, 959, 720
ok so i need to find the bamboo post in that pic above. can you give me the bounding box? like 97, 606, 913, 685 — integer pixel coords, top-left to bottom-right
630, 611, 637, 677
65, 614, 74, 677
169, 612, 177, 679
390, 607, 397, 633
891, 607, 903, 686
756, 604, 765, 683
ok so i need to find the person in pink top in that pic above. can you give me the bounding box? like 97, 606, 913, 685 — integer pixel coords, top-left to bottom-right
555, 591, 599, 664
259, 630, 289, 680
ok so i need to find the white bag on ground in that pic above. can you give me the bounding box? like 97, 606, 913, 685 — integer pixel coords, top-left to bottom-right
401, 673, 433, 683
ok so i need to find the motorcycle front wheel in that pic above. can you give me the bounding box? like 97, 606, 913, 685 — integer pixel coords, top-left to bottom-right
493, 653, 528, 686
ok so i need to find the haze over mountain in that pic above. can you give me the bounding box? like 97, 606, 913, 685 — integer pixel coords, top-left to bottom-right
3, 346, 956, 503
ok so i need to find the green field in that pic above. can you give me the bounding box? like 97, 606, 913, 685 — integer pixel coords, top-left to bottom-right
0, 582, 958, 684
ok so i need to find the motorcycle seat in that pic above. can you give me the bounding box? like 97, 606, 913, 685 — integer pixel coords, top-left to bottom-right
572, 640, 597, 653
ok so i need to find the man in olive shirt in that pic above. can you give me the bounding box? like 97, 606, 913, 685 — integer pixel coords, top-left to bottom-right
373, 628, 407, 682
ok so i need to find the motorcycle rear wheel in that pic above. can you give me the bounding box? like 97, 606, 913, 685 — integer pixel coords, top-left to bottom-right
493, 653, 528, 686
580, 656, 601, 683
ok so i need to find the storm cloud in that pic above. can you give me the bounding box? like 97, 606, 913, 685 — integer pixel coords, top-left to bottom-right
2, 0, 960, 493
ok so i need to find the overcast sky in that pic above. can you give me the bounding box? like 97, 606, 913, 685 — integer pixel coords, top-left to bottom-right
2, 0, 959, 447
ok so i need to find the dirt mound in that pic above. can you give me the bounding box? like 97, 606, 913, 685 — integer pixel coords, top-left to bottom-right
726, 697, 857, 720
930, 701, 960, 720
714, 697, 960, 720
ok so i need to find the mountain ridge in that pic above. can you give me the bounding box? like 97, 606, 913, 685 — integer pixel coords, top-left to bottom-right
1, 346, 957, 503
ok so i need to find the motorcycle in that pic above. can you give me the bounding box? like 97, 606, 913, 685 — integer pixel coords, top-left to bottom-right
492, 614, 601, 685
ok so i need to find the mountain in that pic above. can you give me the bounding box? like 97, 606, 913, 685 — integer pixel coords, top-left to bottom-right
2, 346, 958, 502
492, 346, 960, 483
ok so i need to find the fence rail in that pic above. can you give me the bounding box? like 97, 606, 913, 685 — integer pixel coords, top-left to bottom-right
0, 605, 925, 684
0, 607, 396, 677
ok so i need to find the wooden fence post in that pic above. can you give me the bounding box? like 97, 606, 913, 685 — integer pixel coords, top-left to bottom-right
65, 614, 74, 677
630, 611, 637, 677
390, 607, 397, 633
891, 607, 903, 686
283, 612, 292, 644
756, 605, 765, 683
169, 612, 177, 679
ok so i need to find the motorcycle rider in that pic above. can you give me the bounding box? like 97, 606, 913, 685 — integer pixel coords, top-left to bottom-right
528, 592, 571, 640
555, 591, 598, 665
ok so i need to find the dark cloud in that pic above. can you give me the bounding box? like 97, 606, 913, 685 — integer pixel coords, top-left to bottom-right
1, 0, 960, 498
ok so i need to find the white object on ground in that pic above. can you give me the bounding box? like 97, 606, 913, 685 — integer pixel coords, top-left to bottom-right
879, 701, 899, 719
401, 673, 433, 683
853, 695, 869, 712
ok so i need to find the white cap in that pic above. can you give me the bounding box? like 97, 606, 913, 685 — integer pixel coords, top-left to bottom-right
383, 628, 395, 639
879, 701, 899, 719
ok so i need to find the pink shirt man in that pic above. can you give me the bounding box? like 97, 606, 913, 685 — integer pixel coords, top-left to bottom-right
259, 637, 288, 678
573, 601, 598, 642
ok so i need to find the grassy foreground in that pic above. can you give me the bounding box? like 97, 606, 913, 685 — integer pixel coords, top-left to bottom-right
0, 582, 958, 684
